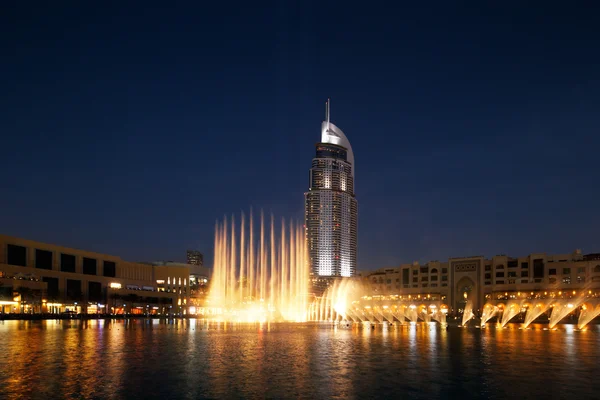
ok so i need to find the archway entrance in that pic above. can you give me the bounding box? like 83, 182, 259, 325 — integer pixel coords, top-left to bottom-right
454, 276, 475, 317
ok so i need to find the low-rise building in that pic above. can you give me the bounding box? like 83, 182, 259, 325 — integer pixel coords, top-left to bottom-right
0, 234, 192, 315
364, 249, 600, 315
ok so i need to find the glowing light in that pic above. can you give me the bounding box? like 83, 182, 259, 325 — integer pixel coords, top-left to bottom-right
109, 283, 122, 289
208, 212, 309, 322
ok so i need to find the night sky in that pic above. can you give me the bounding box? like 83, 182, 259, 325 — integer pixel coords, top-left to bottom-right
2, 3, 599, 270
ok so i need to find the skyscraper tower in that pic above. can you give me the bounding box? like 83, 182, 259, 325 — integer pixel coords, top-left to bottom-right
305, 99, 357, 284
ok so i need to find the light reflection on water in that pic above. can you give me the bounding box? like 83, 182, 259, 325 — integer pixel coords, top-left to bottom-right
0, 320, 598, 399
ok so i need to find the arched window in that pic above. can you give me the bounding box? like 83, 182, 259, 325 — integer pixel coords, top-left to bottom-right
595, 265, 600, 273
431, 268, 438, 274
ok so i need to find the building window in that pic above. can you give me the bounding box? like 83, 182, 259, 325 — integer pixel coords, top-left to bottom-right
508, 279, 516, 284
496, 280, 504, 285
496, 264, 504, 270
422, 283, 428, 287
549, 269, 557, 275
66, 279, 82, 301
442, 268, 448, 274
103, 261, 116, 277
521, 262, 529, 269
485, 273, 491, 280
508, 260, 518, 268
83, 257, 97, 275
431, 275, 438, 281
549, 277, 557, 284
43, 277, 59, 299
35, 249, 53, 270
412, 269, 418, 275
508, 272, 517, 278
577, 267, 586, 274
495, 272, 504, 278
61, 254, 76, 273
521, 271, 528, 277
420, 267, 428, 274
485, 281, 491, 285
412, 277, 418, 283
562, 268, 571, 274
7, 244, 27, 267
595, 265, 600, 273
562, 276, 571, 284
533, 259, 544, 278
577, 276, 585, 283
441, 276, 447, 282
485, 265, 491, 271
88, 281, 102, 302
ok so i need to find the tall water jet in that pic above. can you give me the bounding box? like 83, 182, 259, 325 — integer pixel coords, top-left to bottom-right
461, 300, 474, 326
548, 298, 583, 329
522, 300, 552, 329
577, 302, 600, 330
207, 211, 309, 322
500, 301, 522, 327
480, 303, 499, 327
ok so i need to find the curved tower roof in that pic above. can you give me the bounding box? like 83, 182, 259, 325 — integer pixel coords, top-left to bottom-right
320, 100, 354, 177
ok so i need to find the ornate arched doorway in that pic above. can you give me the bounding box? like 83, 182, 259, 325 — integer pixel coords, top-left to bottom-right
454, 276, 475, 316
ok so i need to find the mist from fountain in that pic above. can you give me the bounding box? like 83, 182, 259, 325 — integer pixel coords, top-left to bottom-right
522, 300, 552, 329
207, 211, 309, 322
548, 298, 583, 329
480, 303, 499, 327
406, 306, 418, 323
500, 301, 522, 327
577, 302, 600, 329
461, 300, 474, 326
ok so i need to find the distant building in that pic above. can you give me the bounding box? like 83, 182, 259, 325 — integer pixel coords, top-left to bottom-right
186, 250, 203, 266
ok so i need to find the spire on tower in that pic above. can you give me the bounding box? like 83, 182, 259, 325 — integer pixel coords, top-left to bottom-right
325, 98, 331, 130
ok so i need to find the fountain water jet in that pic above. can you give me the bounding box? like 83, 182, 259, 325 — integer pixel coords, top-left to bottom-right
480, 303, 499, 327
549, 298, 583, 329
500, 301, 522, 327
461, 300, 474, 327
577, 303, 600, 330
207, 211, 309, 322
522, 300, 552, 329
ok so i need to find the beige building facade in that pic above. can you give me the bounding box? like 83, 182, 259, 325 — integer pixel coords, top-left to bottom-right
0, 234, 191, 315
364, 249, 600, 315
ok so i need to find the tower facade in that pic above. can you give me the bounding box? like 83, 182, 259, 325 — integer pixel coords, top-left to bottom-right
305, 100, 357, 280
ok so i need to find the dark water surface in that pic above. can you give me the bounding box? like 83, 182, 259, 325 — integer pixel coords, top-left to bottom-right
0, 320, 598, 399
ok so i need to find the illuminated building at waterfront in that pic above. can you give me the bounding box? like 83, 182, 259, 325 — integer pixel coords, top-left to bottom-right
356, 249, 600, 328
0, 234, 208, 315
305, 99, 358, 283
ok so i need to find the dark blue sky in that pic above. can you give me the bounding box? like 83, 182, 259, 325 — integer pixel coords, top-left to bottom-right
2, 2, 599, 269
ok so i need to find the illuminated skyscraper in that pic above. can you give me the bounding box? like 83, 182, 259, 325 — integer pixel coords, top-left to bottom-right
305, 99, 357, 281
